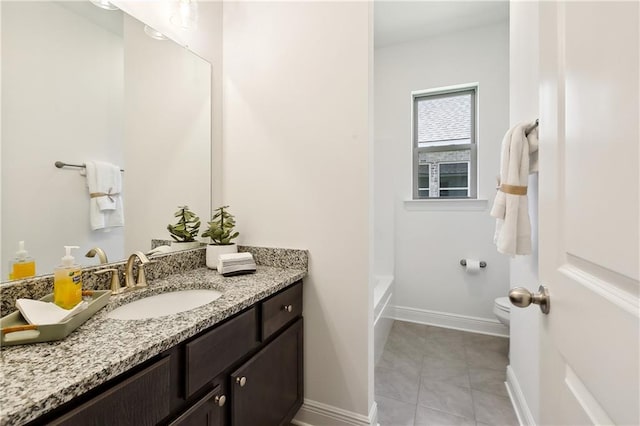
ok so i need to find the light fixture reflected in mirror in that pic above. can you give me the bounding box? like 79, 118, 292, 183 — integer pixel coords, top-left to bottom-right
171, 0, 198, 30
144, 25, 168, 41
89, 0, 118, 11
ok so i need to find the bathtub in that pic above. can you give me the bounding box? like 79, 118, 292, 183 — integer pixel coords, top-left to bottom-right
373, 275, 394, 365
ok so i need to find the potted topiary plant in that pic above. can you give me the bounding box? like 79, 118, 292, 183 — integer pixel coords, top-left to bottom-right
167, 205, 203, 250
202, 205, 240, 269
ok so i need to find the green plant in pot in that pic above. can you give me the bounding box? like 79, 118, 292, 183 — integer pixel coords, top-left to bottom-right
167, 206, 202, 250
202, 205, 240, 269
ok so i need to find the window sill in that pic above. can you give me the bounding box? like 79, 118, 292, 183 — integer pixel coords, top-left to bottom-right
403, 199, 489, 212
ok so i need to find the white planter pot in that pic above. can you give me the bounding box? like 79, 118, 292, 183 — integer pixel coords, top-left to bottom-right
206, 244, 238, 270
171, 241, 204, 251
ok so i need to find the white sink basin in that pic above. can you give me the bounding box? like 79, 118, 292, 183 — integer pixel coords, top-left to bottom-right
107, 289, 222, 320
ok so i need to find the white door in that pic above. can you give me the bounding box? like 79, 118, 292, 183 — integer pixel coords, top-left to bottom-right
536, 1, 639, 425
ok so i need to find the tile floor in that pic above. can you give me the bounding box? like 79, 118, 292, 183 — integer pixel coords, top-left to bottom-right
375, 321, 518, 426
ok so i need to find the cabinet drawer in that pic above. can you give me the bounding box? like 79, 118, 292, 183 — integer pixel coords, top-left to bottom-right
169, 384, 226, 426
185, 307, 258, 397
50, 356, 171, 426
261, 282, 302, 340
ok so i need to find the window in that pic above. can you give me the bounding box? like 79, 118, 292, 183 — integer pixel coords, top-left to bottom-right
418, 164, 430, 197
412, 85, 477, 199
439, 162, 470, 197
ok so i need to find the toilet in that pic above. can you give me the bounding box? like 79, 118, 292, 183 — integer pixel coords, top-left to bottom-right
493, 297, 511, 328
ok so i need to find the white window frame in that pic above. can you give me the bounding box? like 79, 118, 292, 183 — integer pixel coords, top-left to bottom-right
417, 163, 431, 198
438, 161, 470, 197
412, 83, 478, 200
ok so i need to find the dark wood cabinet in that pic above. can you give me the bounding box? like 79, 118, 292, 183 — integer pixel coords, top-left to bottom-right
185, 307, 259, 397
261, 283, 302, 340
169, 385, 226, 426
39, 281, 303, 426
49, 356, 171, 426
231, 318, 303, 426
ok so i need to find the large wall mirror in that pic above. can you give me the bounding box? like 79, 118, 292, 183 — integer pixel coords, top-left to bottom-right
1, 1, 212, 280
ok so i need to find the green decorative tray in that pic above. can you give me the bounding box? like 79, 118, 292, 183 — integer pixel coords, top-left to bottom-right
0, 290, 110, 346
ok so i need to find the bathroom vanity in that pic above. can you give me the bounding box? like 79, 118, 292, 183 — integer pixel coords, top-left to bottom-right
0, 249, 307, 426
40, 282, 302, 426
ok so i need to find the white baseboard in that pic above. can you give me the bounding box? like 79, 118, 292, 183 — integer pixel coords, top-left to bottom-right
506, 365, 536, 426
292, 399, 378, 426
391, 305, 509, 337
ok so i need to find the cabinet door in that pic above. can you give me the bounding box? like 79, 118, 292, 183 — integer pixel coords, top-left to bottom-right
169, 385, 227, 426
231, 318, 303, 426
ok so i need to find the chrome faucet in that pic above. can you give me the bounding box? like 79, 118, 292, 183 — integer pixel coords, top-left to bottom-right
86, 247, 108, 264
125, 251, 151, 289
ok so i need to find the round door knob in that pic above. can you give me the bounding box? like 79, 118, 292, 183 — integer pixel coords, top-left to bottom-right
236, 376, 247, 387
509, 285, 550, 314
214, 395, 226, 407
283, 304, 293, 312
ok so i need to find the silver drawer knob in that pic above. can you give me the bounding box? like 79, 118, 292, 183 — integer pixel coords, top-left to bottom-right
282, 304, 293, 312
214, 395, 226, 407
236, 376, 247, 387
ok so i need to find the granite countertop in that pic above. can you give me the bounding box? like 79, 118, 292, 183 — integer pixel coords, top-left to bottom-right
0, 265, 306, 426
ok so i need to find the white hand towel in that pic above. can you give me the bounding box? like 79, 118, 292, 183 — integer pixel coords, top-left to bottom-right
490, 121, 539, 256
218, 253, 256, 275
219, 252, 255, 264
147, 245, 172, 256
528, 126, 539, 173
85, 161, 120, 211
16, 299, 88, 325
84, 161, 124, 231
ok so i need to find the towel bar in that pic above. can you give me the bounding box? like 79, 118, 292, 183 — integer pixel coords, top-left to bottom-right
55, 161, 124, 172
525, 119, 539, 136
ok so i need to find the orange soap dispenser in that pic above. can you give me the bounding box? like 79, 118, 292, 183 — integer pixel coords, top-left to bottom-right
8, 241, 36, 280
53, 246, 83, 309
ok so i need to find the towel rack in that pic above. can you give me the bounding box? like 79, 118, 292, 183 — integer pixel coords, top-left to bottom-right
525, 119, 539, 136
54, 161, 124, 172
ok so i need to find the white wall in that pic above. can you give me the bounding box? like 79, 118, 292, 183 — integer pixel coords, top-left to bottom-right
1, 1, 221, 275
375, 22, 510, 329
373, 104, 394, 277
123, 14, 211, 253
508, 1, 540, 423
1, 1, 3, 277
223, 1, 374, 422
1, 2, 124, 276
112, 0, 224, 210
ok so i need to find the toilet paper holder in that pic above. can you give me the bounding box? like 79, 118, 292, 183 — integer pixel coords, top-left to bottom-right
460, 259, 487, 268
